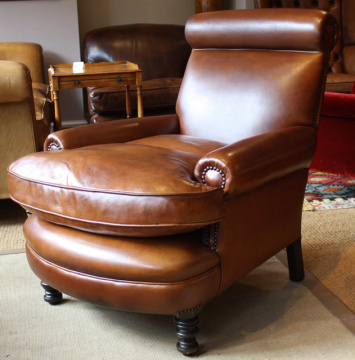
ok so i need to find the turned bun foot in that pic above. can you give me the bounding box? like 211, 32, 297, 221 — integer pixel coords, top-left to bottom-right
174, 315, 199, 356
40, 281, 63, 305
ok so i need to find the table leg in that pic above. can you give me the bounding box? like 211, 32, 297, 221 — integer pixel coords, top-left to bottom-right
125, 84, 132, 118
52, 90, 62, 130
137, 85, 143, 118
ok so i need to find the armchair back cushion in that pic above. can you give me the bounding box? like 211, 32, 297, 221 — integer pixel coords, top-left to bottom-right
177, 9, 333, 143
0, 42, 45, 83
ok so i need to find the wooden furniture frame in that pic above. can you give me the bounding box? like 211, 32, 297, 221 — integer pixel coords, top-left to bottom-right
48, 61, 143, 129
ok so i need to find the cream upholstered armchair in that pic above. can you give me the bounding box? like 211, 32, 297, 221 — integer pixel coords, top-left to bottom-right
254, 0, 355, 93
8, 9, 336, 355
0, 42, 52, 199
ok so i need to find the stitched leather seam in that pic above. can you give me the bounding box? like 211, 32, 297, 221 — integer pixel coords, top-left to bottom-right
9, 172, 222, 197
13, 199, 223, 228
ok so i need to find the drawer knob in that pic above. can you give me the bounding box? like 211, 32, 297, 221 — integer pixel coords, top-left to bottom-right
117, 77, 121, 83
74, 80, 80, 86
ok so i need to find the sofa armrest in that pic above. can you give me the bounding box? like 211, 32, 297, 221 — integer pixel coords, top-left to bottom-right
0, 60, 32, 102
194, 126, 317, 198
44, 114, 180, 151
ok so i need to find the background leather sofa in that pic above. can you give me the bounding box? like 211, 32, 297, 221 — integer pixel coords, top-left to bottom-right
0, 42, 52, 199
83, 23, 191, 123
254, 0, 355, 93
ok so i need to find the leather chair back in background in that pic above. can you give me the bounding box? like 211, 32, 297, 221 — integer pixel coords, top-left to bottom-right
83, 24, 191, 122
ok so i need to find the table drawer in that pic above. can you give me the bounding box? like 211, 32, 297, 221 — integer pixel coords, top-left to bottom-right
57, 75, 137, 89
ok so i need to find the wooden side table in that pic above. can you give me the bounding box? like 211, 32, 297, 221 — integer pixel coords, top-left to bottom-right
48, 61, 143, 130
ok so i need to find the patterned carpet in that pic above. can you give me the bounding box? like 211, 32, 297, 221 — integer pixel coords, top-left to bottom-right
304, 171, 355, 211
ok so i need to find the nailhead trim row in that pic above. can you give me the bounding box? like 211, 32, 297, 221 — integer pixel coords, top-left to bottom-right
201, 166, 226, 189
203, 223, 219, 251
46, 142, 62, 151
176, 304, 204, 317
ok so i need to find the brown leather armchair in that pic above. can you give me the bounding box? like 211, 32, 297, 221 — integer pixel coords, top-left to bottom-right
0, 43, 52, 199
7, 9, 336, 355
254, 0, 355, 93
83, 23, 191, 123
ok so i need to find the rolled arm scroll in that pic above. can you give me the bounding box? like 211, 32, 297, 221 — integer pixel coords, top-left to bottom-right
194, 126, 317, 198
44, 114, 180, 151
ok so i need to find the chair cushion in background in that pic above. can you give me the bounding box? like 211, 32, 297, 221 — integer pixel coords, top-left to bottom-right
88, 78, 181, 121
311, 90, 355, 175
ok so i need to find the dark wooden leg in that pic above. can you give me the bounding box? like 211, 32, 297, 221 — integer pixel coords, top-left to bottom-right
125, 84, 132, 118
286, 238, 305, 282
174, 315, 199, 356
40, 281, 63, 305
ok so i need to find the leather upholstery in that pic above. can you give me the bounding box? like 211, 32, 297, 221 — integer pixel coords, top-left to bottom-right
7, 9, 337, 353
83, 24, 191, 122
9, 139, 225, 237
24, 215, 221, 314
255, 0, 355, 93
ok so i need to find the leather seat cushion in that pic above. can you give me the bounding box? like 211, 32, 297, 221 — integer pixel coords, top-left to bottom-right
25, 215, 220, 282
88, 77, 181, 114
8, 135, 225, 237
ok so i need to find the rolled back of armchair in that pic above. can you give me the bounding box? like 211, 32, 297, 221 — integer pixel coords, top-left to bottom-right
83, 24, 191, 81
185, 8, 337, 51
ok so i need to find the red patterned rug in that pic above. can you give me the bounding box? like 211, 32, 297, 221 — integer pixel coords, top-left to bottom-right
304, 171, 355, 211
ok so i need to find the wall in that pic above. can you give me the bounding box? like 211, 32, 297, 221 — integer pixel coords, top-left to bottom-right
0, 0, 83, 124
227, 0, 255, 9
77, 0, 195, 52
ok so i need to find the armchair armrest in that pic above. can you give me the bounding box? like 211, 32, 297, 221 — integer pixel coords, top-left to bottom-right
0, 61, 32, 103
44, 114, 180, 151
194, 126, 317, 198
